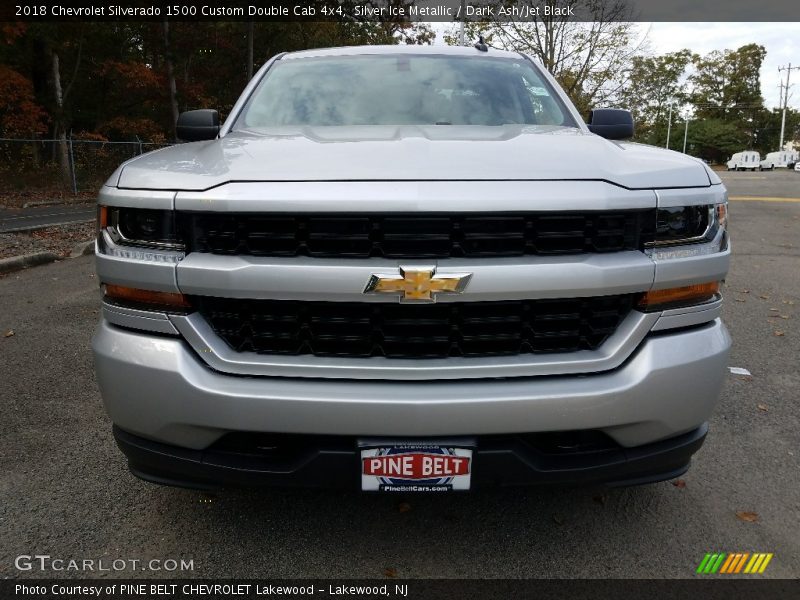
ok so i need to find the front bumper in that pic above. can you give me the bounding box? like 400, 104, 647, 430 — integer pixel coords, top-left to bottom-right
93, 318, 730, 453
113, 423, 709, 490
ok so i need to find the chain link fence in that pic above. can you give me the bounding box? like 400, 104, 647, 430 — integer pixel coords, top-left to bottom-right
0, 137, 174, 202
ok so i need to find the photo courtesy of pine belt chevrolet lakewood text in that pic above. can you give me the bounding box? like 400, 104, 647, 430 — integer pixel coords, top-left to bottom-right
92, 45, 731, 493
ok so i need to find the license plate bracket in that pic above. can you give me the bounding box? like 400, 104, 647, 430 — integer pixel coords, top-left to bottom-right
359, 438, 475, 492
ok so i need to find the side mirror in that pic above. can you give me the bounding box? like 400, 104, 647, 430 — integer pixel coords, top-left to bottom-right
176, 109, 220, 142
587, 108, 634, 140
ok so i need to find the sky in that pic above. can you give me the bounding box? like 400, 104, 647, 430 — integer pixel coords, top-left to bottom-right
645, 22, 799, 110
432, 22, 799, 110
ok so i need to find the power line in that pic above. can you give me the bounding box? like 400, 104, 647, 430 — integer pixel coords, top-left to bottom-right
692, 104, 767, 108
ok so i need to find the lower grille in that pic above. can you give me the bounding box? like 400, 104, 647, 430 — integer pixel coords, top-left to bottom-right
195, 295, 636, 359
207, 430, 620, 459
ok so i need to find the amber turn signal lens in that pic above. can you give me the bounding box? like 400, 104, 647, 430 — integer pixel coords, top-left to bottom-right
98, 205, 108, 228
104, 284, 191, 308
638, 281, 720, 311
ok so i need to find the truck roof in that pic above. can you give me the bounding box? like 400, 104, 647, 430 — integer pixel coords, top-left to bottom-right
281, 44, 524, 61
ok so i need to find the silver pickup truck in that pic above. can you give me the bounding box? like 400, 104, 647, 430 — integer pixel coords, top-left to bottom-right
92, 45, 730, 492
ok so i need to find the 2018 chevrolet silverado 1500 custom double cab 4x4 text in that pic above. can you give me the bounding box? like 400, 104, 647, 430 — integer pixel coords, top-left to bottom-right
92, 45, 730, 492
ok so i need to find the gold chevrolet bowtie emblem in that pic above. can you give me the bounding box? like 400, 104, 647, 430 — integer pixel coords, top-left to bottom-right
364, 266, 472, 303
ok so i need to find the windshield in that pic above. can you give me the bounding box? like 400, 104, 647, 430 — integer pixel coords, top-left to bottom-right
236, 54, 577, 128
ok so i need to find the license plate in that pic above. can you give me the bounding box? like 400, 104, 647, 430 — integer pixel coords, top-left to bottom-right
359, 440, 474, 492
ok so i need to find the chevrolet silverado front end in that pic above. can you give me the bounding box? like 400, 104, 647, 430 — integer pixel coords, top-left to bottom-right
92, 45, 731, 491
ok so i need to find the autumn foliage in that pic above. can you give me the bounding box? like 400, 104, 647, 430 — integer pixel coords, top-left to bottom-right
0, 65, 48, 136
0, 20, 430, 144
0, 20, 431, 192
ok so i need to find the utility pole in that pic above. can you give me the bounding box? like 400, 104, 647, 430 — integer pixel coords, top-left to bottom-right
683, 115, 690, 154
779, 80, 787, 150
666, 104, 673, 149
778, 63, 799, 150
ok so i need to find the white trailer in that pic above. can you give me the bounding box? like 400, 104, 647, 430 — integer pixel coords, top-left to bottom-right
759, 150, 799, 170
727, 151, 761, 171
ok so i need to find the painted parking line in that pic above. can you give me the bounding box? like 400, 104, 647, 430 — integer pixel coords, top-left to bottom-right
2, 209, 95, 222
729, 196, 800, 203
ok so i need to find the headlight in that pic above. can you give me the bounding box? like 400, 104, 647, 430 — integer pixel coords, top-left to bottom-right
645, 203, 728, 259
97, 206, 185, 262
99, 207, 182, 249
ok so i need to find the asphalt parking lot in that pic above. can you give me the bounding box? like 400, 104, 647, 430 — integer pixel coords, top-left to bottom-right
1, 170, 798, 580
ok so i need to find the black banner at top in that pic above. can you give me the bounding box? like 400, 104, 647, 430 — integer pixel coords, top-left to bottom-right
2, 0, 799, 22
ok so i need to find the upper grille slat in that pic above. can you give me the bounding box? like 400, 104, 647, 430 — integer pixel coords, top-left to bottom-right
185, 211, 654, 259
195, 295, 635, 360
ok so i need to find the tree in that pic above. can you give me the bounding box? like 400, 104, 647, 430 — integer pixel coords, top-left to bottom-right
0, 65, 48, 136
687, 44, 767, 155
26, 24, 86, 183
94, 59, 166, 140
690, 44, 766, 121
445, 0, 644, 115
0, 19, 435, 147
753, 107, 800, 154
246, 21, 254, 81
619, 50, 691, 145
162, 20, 179, 141
0, 65, 49, 189
685, 118, 748, 164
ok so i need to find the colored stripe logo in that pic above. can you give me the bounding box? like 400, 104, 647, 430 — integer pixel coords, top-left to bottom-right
696, 553, 773, 574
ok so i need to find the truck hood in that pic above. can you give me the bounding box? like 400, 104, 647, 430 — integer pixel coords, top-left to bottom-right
113, 125, 712, 191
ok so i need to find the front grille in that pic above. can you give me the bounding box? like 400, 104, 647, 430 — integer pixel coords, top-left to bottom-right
195, 295, 636, 359
184, 211, 655, 259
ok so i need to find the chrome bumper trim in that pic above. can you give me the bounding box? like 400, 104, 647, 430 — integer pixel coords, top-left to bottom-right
102, 303, 179, 336
175, 252, 656, 302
